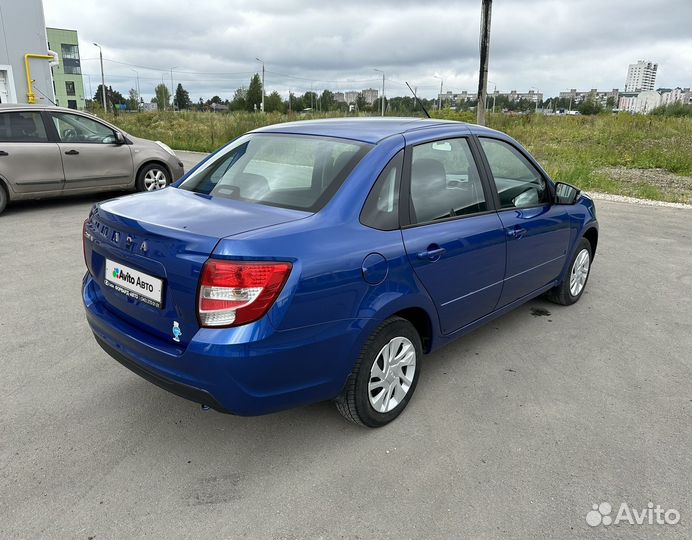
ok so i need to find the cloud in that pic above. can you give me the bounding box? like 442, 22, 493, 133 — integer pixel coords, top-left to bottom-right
43, 0, 692, 101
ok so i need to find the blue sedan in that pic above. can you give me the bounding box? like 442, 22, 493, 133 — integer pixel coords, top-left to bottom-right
82, 118, 598, 427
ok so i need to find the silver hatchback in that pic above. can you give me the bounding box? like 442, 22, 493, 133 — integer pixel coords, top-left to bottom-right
0, 104, 184, 214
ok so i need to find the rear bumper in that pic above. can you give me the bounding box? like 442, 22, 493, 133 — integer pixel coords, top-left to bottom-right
83, 273, 365, 416
94, 333, 229, 413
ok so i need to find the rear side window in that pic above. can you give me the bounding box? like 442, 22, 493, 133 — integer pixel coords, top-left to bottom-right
0, 112, 48, 142
409, 138, 487, 224
180, 134, 370, 212
360, 151, 403, 231
479, 137, 549, 208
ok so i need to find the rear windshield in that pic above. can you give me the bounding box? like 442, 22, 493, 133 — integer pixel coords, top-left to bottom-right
179, 133, 371, 211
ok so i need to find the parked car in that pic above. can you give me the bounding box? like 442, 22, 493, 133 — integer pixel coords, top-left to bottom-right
82, 118, 598, 427
0, 104, 184, 214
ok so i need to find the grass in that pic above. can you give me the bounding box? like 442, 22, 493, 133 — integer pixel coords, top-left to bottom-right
101, 110, 692, 203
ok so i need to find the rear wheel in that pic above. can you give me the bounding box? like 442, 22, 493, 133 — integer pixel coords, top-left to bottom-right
546, 238, 592, 305
335, 317, 422, 427
136, 163, 171, 192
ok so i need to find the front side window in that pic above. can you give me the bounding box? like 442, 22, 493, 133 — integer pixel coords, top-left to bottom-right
409, 138, 487, 224
180, 134, 370, 211
479, 138, 548, 209
51, 112, 116, 144
0, 112, 48, 142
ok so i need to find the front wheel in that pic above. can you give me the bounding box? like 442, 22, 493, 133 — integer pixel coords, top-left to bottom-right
136, 163, 171, 192
546, 238, 592, 305
335, 317, 422, 427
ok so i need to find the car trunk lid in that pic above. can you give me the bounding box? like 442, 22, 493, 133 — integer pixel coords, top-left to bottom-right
84, 188, 309, 346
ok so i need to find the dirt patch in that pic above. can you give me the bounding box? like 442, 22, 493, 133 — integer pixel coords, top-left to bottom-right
598, 167, 691, 203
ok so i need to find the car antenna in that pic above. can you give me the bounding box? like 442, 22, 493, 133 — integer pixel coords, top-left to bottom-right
405, 82, 430, 119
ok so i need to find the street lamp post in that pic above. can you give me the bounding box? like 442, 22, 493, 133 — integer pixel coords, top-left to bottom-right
433, 75, 443, 110
486, 80, 497, 113
169, 67, 178, 111
130, 68, 140, 111
374, 69, 385, 116
256, 57, 265, 112
93, 43, 106, 112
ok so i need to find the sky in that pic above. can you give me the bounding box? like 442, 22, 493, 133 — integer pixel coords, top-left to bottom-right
43, 0, 692, 103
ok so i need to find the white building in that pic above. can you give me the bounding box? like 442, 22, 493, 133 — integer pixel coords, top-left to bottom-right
0, 0, 55, 105
619, 90, 661, 113
624, 60, 658, 92
660, 87, 691, 106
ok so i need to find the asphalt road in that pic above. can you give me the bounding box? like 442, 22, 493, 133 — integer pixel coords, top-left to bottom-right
1, 151, 690, 539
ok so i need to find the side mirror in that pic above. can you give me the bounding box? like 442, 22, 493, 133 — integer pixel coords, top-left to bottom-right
114, 131, 126, 145
554, 181, 581, 205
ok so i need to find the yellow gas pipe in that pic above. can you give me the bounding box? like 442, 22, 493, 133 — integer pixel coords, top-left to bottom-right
24, 53, 55, 104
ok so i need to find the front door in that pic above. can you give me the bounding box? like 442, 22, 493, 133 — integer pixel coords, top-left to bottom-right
0, 110, 64, 194
48, 111, 133, 190
478, 137, 571, 306
401, 137, 506, 335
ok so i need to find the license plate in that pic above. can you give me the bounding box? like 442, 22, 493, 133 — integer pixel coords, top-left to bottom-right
104, 259, 163, 308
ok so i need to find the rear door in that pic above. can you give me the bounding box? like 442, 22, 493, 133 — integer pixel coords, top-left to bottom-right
477, 136, 571, 306
48, 111, 133, 190
0, 110, 64, 195
400, 135, 506, 335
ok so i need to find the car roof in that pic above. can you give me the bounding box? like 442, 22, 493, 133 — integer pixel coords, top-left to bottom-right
253, 117, 475, 144
0, 103, 82, 113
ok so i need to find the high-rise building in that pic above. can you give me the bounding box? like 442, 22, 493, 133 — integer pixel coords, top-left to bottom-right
624, 60, 658, 92
47, 27, 86, 110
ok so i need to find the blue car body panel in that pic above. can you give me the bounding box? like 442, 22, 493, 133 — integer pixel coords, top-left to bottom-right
82, 118, 598, 415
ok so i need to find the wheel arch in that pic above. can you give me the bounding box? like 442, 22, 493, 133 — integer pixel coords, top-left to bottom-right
136, 159, 172, 184
583, 226, 598, 259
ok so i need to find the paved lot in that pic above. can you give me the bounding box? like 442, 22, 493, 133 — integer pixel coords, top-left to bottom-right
1, 152, 690, 539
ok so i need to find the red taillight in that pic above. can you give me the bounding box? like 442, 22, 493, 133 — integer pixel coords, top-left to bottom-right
198, 260, 292, 327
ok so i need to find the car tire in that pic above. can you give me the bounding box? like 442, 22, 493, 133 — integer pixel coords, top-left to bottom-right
335, 317, 422, 428
136, 163, 171, 192
546, 238, 592, 306
0, 184, 7, 215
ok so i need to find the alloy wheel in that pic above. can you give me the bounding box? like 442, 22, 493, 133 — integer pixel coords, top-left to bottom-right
569, 248, 590, 297
368, 336, 417, 413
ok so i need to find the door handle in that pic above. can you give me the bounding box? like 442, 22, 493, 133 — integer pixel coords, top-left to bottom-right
64, 149, 79, 155
417, 247, 446, 260
507, 227, 527, 239
0, 150, 8, 156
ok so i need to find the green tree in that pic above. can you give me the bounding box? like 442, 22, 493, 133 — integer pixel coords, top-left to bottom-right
264, 91, 284, 113
319, 90, 335, 111
93, 84, 125, 111
153, 83, 170, 111
578, 97, 603, 115
174, 83, 191, 111
605, 96, 616, 109
229, 88, 246, 111
127, 88, 139, 111
302, 91, 318, 110
246, 74, 262, 112
355, 93, 367, 112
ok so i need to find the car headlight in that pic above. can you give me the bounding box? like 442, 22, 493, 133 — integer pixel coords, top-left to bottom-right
155, 140, 176, 157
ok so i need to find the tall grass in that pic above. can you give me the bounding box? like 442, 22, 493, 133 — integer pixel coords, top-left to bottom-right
102, 110, 691, 202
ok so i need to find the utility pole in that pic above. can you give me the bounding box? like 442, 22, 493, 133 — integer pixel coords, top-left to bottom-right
93, 43, 106, 112
476, 0, 492, 125
374, 69, 385, 116
169, 67, 177, 111
256, 58, 265, 112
